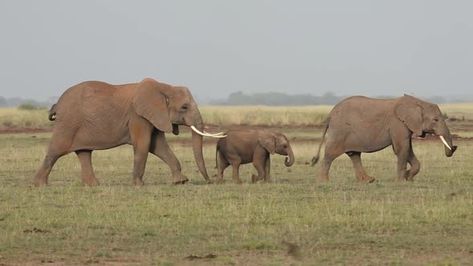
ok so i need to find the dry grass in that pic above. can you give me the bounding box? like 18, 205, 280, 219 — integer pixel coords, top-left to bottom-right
200, 105, 332, 127
1, 103, 472, 130
440, 103, 473, 120
0, 108, 52, 129
0, 131, 472, 265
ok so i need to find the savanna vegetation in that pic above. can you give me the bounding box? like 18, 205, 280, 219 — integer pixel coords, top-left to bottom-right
0, 105, 472, 265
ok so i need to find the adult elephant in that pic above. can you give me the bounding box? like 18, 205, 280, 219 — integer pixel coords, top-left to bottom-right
312, 94, 457, 182
33, 78, 225, 186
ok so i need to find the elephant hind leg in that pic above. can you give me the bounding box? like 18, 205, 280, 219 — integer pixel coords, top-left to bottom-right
33, 138, 71, 186
318, 140, 344, 181
75, 150, 99, 186
347, 152, 375, 183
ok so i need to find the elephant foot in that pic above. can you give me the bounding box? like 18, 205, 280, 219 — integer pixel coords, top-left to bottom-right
358, 175, 375, 183
317, 176, 330, 183
33, 178, 48, 187
82, 177, 99, 186
133, 178, 144, 186
215, 178, 225, 184
172, 175, 189, 185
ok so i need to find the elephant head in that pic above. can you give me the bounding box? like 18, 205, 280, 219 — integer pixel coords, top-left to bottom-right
134, 78, 225, 182
394, 94, 457, 157
258, 132, 295, 166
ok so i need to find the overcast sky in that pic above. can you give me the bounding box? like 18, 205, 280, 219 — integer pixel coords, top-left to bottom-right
0, 1, 472, 102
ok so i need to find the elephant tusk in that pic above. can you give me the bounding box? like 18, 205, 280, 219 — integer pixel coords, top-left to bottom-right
190, 125, 227, 138
439, 135, 452, 150
206, 131, 226, 136
204, 131, 226, 137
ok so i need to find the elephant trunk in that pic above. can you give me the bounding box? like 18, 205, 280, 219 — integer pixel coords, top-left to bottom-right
190, 116, 211, 183
284, 145, 295, 167
437, 122, 457, 157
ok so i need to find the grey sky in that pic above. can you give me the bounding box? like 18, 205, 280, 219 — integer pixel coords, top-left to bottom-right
1, 1, 472, 102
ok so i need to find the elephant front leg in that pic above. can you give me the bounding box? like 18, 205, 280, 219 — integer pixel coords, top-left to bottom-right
231, 162, 243, 184
251, 148, 267, 183
393, 137, 411, 181
130, 124, 153, 186
405, 148, 420, 181
263, 156, 271, 182
216, 151, 229, 183
132, 147, 149, 186
149, 131, 188, 184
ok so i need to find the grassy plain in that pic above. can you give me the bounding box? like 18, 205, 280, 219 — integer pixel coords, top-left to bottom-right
0, 105, 472, 265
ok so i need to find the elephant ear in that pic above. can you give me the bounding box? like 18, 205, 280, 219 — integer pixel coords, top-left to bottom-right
258, 133, 276, 154
133, 81, 173, 133
394, 97, 424, 137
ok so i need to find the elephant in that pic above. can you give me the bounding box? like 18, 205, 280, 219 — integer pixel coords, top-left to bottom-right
215, 129, 294, 183
312, 94, 457, 182
33, 78, 225, 186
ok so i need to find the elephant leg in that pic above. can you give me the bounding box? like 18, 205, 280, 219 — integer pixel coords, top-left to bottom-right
132, 145, 149, 186
264, 156, 271, 182
405, 148, 420, 181
251, 148, 267, 183
318, 140, 344, 181
33, 137, 71, 186
393, 137, 411, 181
75, 150, 99, 186
149, 131, 188, 184
33, 153, 62, 186
231, 161, 242, 184
347, 152, 375, 182
216, 151, 229, 183
252, 159, 266, 184
130, 124, 153, 186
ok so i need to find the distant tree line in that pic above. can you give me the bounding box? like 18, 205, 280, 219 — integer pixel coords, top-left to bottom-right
0, 92, 463, 108
209, 91, 451, 106
210, 91, 343, 105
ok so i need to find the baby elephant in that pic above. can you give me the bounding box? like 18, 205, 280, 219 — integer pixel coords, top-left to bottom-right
216, 129, 294, 183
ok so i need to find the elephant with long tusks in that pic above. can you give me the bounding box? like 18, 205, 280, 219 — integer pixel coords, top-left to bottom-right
33, 78, 225, 186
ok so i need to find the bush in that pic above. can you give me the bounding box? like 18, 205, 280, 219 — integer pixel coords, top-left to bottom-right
17, 103, 46, 110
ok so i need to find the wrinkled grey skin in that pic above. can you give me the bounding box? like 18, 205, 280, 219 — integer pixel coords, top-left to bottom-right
216, 129, 294, 183
33, 78, 212, 186
312, 94, 457, 182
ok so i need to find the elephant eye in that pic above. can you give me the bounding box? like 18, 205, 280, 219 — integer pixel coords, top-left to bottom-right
433, 118, 439, 122
181, 104, 189, 111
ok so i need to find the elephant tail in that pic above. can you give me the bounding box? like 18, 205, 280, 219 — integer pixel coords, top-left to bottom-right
311, 118, 329, 166
48, 104, 57, 121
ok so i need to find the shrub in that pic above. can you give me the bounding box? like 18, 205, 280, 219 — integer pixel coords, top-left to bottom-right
17, 103, 46, 110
